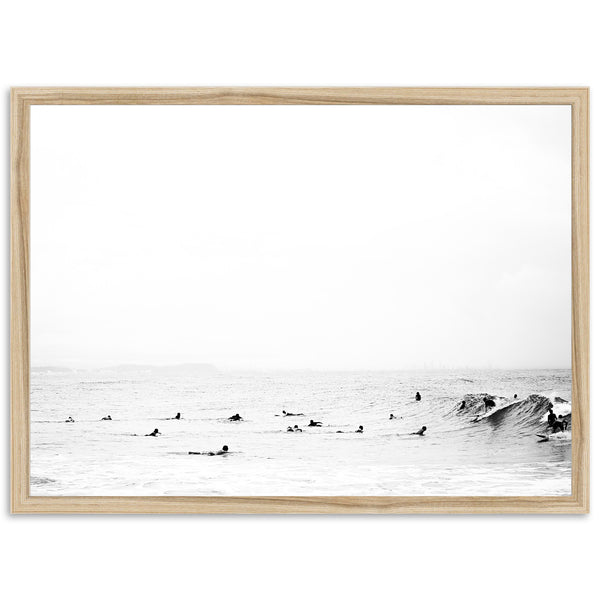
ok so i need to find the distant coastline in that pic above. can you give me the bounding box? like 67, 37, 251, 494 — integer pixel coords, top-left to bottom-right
31, 363, 218, 376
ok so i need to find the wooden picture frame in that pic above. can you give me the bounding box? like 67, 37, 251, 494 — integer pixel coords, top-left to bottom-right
11, 87, 589, 514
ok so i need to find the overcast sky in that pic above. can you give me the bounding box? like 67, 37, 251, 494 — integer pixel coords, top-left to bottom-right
31, 104, 571, 370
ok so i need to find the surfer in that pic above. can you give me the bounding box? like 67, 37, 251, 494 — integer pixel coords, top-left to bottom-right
458, 400, 466, 410
551, 416, 568, 433
283, 410, 305, 417
308, 420, 322, 427
483, 397, 496, 411
411, 426, 427, 436
514, 394, 518, 399
101, 415, 112, 421
389, 413, 397, 420
172, 412, 181, 420
355, 425, 364, 433
189, 445, 229, 456
146, 428, 161, 437
228, 413, 243, 421
547, 408, 557, 427
294, 425, 302, 432
65, 416, 74, 423
287, 426, 294, 432
415, 392, 421, 401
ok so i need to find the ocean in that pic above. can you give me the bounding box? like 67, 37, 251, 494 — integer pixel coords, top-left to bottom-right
30, 368, 572, 496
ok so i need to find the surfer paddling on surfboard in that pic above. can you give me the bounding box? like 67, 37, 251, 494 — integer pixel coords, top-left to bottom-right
189, 445, 229, 456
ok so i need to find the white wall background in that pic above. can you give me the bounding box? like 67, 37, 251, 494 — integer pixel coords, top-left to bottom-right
1, 2, 596, 599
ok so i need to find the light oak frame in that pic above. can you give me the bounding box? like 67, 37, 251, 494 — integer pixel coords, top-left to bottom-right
10, 87, 589, 513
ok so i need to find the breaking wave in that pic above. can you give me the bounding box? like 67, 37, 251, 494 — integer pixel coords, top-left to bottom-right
453, 393, 571, 437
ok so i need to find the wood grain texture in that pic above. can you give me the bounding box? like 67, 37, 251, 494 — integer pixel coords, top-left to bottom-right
8, 87, 589, 105
570, 90, 590, 513
10, 87, 590, 514
11, 88, 30, 514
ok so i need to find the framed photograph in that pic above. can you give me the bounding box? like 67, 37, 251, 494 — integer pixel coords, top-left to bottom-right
11, 87, 589, 514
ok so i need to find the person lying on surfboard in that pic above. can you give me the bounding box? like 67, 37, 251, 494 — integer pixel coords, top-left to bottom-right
189, 445, 229, 456
308, 420, 322, 427
411, 426, 427, 436
228, 413, 243, 421
146, 428, 161, 437
101, 415, 112, 421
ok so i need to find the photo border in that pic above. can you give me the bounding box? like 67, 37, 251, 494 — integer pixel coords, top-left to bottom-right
10, 87, 589, 513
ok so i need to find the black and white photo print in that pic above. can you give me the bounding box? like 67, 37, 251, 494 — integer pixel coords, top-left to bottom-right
30, 104, 572, 496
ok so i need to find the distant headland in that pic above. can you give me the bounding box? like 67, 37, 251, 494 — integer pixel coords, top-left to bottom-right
32, 363, 218, 375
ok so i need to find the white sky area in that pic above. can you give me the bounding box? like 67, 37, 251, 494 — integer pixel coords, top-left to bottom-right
31, 105, 571, 370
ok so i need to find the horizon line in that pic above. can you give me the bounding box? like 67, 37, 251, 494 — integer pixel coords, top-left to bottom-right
31, 363, 572, 372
